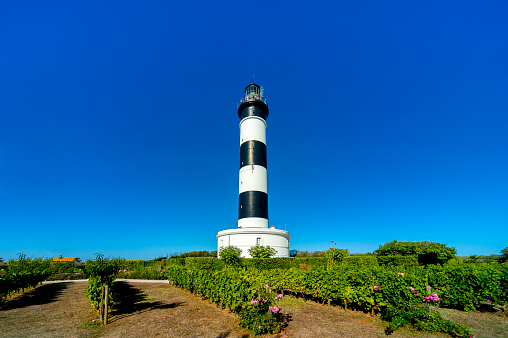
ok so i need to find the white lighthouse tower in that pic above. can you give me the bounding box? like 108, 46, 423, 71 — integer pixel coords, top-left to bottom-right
216, 83, 290, 258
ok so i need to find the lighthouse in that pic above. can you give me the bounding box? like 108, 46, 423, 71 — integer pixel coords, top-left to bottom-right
217, 83, 290, 257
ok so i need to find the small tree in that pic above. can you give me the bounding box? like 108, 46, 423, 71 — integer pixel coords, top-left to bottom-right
325, 241, 348, 270
219, 245, 242, 268
501, 247, 508, 263
248, 245, 277, 258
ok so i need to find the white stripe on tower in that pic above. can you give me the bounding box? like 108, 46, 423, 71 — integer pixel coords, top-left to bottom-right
237, 84, 269, 229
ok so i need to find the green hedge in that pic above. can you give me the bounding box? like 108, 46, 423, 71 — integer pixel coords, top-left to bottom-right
343, 255, 379, 267
166, 264, 475, 337
184, 257, 223, 270
377, 255, 418, 267
427, 263, 508, 310
242, 257, 326, 270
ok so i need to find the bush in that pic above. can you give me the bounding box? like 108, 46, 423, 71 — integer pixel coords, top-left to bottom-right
342, 255, 379, 268
375, 241, 456, 265
238, 285, 287, 335
248, 245, 276, 258
219, 246, 242, 268
85, 254, 121, 311
184, 257, 223, 270
325, 245, 348, 270
501, 247, 508, 263
377, 255, 419, 267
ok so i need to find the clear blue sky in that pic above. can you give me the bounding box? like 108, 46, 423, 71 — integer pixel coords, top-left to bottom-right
1, 1, 507, 260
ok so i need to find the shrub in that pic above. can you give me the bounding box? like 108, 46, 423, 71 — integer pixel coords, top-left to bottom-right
325, 242, 348, 270
377, 255, 419, 267
248, 245, 276, 258
342, 255, 379, 268
375, 241, 456, 265
219, 246, 242, 268
501, 247, 508, 263
238, 285, 287, 335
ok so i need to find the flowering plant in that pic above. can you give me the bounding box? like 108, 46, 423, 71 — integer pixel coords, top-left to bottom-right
238, 285, 287, 335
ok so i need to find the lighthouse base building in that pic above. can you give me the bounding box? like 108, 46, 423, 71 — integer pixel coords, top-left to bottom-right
217, 83, 290, 258
217, 227, 290, 258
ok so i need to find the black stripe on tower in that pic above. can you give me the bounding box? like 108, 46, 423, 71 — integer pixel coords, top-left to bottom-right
238, 191, 268, 219
240, 140, 267, 168
238, 100, 269, 120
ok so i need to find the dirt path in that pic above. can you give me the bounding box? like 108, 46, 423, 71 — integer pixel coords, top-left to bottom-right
0, 281, 97, 338
1, 281, 507, 337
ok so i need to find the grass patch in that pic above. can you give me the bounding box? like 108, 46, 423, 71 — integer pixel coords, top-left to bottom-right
439, 308, 508, 338
278, 296, 314, 311
77, 322, 101, 329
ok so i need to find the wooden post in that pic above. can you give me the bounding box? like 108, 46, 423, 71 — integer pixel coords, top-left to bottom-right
328, 298, 331, 306
104, 285, 109, 325
100, 286, 104, 324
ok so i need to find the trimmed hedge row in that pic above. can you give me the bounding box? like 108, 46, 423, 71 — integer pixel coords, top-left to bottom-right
0, 271, 49, 303
6, 259, 79, 275
166, 264, 475, 337
166, 265, 258, 313
160, 256, 378, 271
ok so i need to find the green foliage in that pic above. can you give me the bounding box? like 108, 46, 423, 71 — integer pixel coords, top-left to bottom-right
383, 306, 472, 337
241, 257, 326, 270
248, 245, 276, 258
162, 258, 186, 267
238, 285, 287, 335
219, 246, 242, 268
0, 254, 50, 303
342, 255, 379, 268
501, 247, 508, 263
85, 254, 121, 311
377, 255, 419, 267
375, 241, 456, 265
169, 250, 217, 258
162, 259, 508, 336
325, 243, 348, 270
427, 263, 508, 311
184, 257, 223, 270
295, 250, 325, 257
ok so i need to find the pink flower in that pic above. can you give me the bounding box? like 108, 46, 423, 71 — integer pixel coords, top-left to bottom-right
374, 285, 381, 291
269, 306, 280, 313
409, 287, 415, 292
397, 272, 405, 276
414, 294, 419, 297
234, 319, 236, 322
258, 326, 262, 329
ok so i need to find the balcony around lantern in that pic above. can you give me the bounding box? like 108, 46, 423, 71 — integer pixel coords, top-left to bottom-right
237, 95, 267, 108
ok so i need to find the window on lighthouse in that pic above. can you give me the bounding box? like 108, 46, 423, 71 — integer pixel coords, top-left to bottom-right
256, 238, 261, 245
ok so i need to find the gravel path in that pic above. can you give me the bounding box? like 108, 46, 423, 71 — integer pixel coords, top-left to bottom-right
42, 279, 170, 284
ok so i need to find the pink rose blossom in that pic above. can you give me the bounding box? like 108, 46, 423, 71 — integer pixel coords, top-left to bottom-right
269, 306, 280, 313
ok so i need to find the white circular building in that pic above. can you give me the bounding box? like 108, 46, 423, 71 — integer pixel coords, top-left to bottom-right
217, 83, 290, 258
